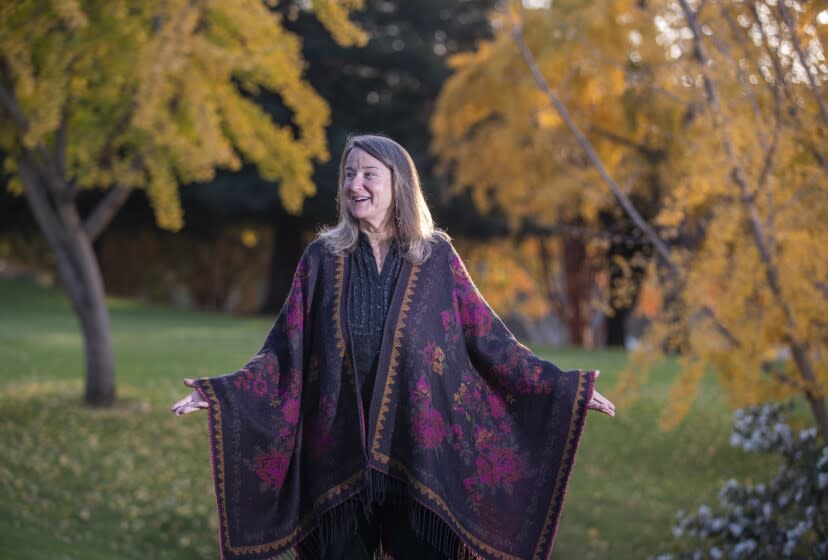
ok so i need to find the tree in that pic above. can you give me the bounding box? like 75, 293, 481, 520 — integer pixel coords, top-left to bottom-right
643, 0, 828, 436
0, 0, 366, 405
431, 0, 674, 345
182, 0, 499, 314
433, 0, 828, 437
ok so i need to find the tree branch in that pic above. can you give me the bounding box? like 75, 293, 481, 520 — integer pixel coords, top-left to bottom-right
0, 80, 29, 133
83, 185, 132, 242
717, 6, 771, 152
96, 101, 137, 169
591, 127, 666, 161
509, 15, 678, 277
17, 155, 84, 305
815, 280, 828, 300
763, 362, 807, 393
510, 6, 744, 352
777, 1, 828, 128
746, 2, 828, 176
0, 62, 72, 200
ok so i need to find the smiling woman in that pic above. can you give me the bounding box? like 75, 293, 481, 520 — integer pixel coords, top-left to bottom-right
343, 150, 393, 228
319, 135, 446, 265
171, 133, 615, 560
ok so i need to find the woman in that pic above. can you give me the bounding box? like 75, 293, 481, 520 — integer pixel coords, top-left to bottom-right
171, 134, 615, 560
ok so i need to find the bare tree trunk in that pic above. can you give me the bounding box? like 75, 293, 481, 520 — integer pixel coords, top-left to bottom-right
562, 235, 590, 347
537, 235, 566, 320
18, 156, 117, 406
806, 393, 828, 444
66, 211, 116, 406
2, 59, 132, 406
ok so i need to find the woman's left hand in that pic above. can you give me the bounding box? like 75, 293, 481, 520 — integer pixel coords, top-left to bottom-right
587, 370, 616, 417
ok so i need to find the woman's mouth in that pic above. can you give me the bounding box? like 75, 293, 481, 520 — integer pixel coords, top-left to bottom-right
351, 196, 371, 203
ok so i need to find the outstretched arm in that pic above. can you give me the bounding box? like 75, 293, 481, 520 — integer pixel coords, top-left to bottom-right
170, 378, 209, 416
588, 370, 615, 417
448, 244, 615, 417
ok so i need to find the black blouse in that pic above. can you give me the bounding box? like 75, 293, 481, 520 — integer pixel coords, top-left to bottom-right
347, 231, 403, 420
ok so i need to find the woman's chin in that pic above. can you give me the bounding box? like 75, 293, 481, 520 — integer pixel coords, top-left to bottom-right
352, 209, 383, 222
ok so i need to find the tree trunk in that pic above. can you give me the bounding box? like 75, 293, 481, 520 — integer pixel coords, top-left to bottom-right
19, 158, 117, 406
68, 225, 116, 406
562, 235, 590, 346
806, 394, 828, 446
604, 224, 648, 348
605, 306, 629, 347
537, 235, 566, 319
260, 208, 304, 314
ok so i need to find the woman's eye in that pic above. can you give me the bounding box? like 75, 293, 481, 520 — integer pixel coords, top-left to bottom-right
365, 173, 374, 178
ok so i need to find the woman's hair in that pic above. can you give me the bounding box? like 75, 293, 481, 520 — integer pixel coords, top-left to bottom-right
317, 134, 449, 263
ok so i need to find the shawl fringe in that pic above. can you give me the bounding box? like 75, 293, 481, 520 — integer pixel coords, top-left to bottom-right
294, 470, 485, 560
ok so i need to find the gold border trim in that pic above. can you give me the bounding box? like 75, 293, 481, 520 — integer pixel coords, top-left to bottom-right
207, 375, 364, 555
532, 370, 591, 560
333, 256, 346, 360
203, 254, 366, 556
370, 262, 420, 461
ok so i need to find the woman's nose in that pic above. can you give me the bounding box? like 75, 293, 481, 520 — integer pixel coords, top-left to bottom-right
348, 176, 364, 190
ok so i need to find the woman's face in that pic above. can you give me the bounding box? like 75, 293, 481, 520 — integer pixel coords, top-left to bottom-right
343, 148, 394, 232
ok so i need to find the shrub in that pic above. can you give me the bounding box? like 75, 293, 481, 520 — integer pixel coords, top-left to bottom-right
653, 402, 828, 560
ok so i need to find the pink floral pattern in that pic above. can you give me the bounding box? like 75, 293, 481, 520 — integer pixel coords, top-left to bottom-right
232, 351, 278, 394
413, 408, 448, 448
450, 372, 527, 509
254, 450, 291, 489
492, 345, 554, 396
487, 393, 507, 418
282, 398, 300, 424
285, 260, 310, 341
450, 254, 493, 337
410, 375, 448, 449
236, 365, 303, 491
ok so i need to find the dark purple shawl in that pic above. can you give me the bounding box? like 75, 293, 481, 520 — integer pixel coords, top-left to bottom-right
194, 238, 595, 560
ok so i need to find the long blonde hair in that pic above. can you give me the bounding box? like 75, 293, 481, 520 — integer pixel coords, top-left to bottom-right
317, 134, 449, 263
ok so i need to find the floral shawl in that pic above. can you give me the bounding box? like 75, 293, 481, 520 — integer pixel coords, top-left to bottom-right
194, 238, 595, 560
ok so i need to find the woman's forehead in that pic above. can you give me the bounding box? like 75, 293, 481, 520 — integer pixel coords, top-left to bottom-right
345, 148, 386, 169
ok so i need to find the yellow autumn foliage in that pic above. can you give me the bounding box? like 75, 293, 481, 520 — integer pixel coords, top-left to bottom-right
432, 0, 668, 231
433, 0, 828, 428
0, 0, 366, 229
635, 0, 828, 423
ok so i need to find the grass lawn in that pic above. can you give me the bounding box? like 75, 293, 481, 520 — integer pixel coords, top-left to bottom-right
0, 278, 777, 559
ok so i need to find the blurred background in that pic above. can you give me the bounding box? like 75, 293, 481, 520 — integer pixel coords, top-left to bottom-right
1, 1, 827, 558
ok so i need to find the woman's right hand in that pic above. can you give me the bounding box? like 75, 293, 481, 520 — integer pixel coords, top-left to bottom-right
170, 378, 209, 416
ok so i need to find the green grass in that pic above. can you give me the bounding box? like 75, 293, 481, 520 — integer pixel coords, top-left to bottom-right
0, 278, 777, 559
